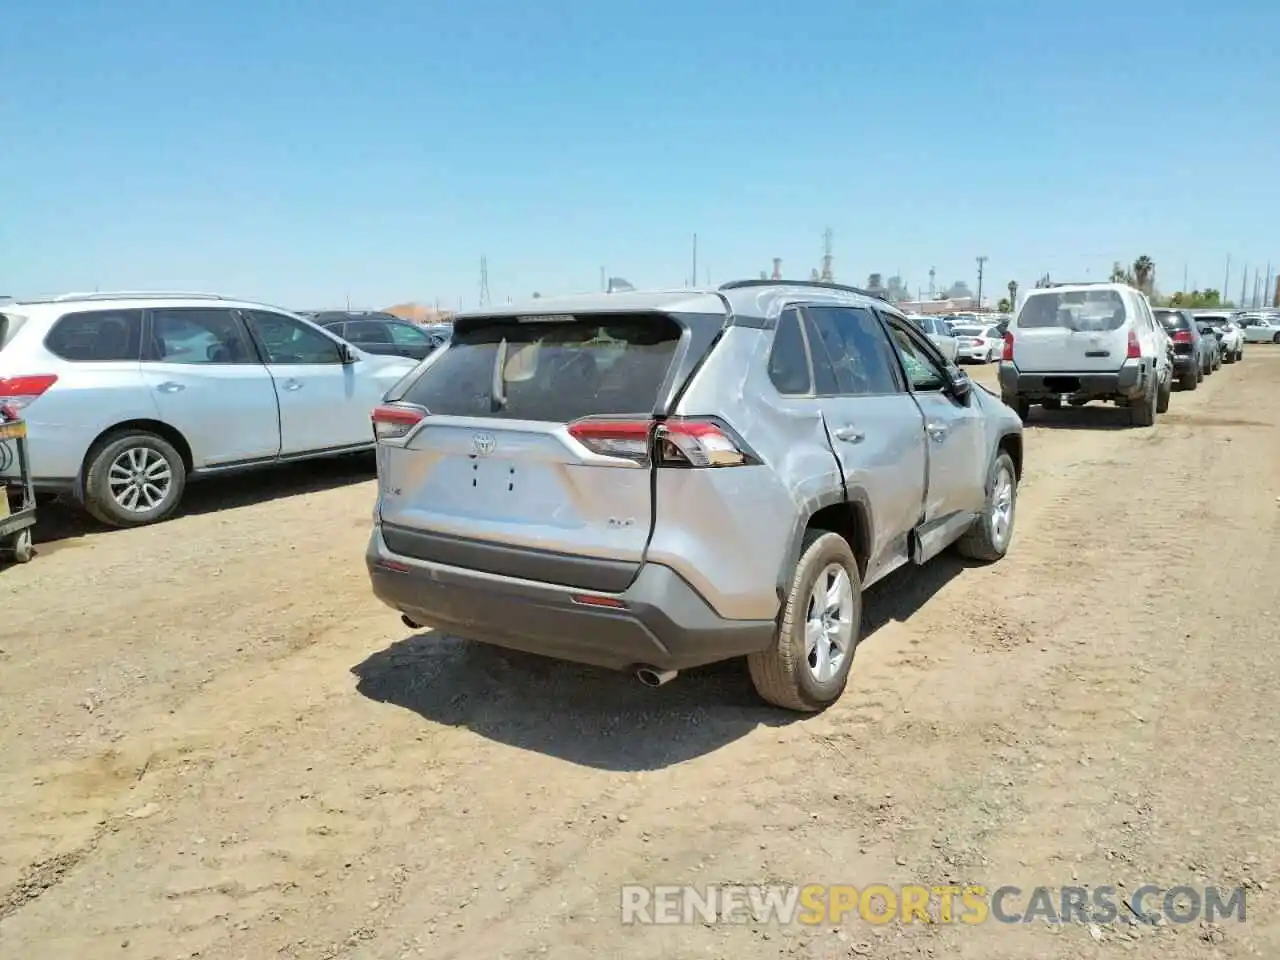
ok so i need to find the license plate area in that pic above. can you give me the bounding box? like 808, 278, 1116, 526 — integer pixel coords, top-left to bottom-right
468, 457, 518, 494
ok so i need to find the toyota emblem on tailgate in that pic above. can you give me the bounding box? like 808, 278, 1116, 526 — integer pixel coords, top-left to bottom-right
472, 432, 496, 456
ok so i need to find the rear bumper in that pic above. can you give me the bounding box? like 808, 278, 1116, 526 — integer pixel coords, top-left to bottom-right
1172, 354, 1198, 373
998, 359, 1149, 401
366, 525, 777, 672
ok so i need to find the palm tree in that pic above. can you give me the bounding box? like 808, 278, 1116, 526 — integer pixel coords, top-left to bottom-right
1007, 280, 1018, 307
1132, 256, 1155, 294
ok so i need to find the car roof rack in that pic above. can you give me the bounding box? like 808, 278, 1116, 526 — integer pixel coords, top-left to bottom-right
719, 278, 888, 302
47, 291, 231, 302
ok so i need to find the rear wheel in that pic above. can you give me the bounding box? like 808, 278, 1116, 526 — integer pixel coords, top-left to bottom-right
1179, 366, 1198, 390
1156, 372, 1172, 413
956, 452, 1018, 562
1129, 377, 1157, 427
84, 432, 187, 528
749, 531, 861, 712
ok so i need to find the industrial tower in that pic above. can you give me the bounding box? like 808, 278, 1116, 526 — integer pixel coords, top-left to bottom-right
820, 227, 834, 282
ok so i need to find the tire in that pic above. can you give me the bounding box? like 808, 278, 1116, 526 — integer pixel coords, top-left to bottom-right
83, 432, 187, 528
748, 530, 862, 712
1041, 397, 1062, 411
956, 451, 1018, 563
1223, 348, 1235, 364
7, 529, 34, 564
1179, 367, 1198, 390
1156, 373, 1171, 413
1236, 348, 1244, 361
1273, 333, 1280, 344
1197, 365, 1204, 382
1129, 376, 1157, 427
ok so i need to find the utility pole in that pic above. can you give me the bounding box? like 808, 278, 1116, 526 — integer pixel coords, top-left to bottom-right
1240, 266, 1248, 309
1182, 263, 1188, 295
691, 234, 698, 289
479, 256, 491, 307
1223, 254, 1231, 304
820, 227, 834, 282
976, 256, 988, 308
928, 266, 936, 299
1264, 263, 1273, 307
600, 266, 606, 292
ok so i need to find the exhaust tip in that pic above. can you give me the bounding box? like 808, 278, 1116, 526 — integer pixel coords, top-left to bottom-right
636, 666, 678, 688
401, 614, 424, 630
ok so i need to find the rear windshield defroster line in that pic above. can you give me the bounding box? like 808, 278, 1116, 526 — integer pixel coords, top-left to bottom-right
397, 313, 683, 423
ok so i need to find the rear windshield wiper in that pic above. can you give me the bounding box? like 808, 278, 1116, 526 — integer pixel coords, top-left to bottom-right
491, 338, 508, 412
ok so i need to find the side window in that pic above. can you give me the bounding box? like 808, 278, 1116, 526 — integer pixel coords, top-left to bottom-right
149, 308, 255, 364
344, 320, 393, 344
388, 322, 430, 346
45, 309, 143, 362
803, 306, 902, 396
243, 311, 342, 364
888, 322, 948, 391
767, 308, 812, 395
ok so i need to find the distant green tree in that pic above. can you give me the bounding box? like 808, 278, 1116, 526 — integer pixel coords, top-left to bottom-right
997, 297, 1012, 312
1159, 289, 1226, 309
1132, 256, 1155, 294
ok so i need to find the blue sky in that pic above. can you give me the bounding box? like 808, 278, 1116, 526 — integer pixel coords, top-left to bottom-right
2, 0, 1277, 309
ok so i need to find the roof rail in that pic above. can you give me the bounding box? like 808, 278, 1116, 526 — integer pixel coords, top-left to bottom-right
47, 291, 231, 302
719, 278, 889, 301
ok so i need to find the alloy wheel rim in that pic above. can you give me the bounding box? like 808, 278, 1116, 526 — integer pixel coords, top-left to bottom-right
804, 564, 855, 684
108, 447, 173, 513
991, 466, 1015, 547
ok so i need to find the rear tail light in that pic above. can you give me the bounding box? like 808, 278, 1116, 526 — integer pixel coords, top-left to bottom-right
1001, 332, 1014, 361
567, 418, 651, 462
1171, 330, 1192, 344
567, 417, 756, 468
371, 404, 426, 441
0, 374, 58, 412
1126, 330, 1142, 359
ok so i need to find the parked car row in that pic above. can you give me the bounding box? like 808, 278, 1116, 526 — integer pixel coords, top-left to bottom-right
366, 280, 1024, 713
996, 282, 1271, 426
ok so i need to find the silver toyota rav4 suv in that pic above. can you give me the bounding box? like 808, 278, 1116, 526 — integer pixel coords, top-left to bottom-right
366, 281, 1024, 711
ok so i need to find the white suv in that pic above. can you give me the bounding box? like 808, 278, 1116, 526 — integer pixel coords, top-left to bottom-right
998, 283, 1173, 426
0, 292, 418, 527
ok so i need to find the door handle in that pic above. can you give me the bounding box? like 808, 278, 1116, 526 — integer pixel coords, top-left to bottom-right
283, 379, 304, 392
156, 381, 185, 393
926, 422, 948, 441
832, 425, 865, 443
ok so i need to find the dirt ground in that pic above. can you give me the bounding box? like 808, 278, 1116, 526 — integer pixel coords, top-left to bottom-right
2, 354, 1278, 960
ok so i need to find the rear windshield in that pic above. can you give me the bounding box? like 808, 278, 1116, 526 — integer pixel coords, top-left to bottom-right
398, 314, 681, 421
0, 313, 16, 351
953, 326, 984, 336
1154, 310, 1190, 331
1018, 290, 1127, 331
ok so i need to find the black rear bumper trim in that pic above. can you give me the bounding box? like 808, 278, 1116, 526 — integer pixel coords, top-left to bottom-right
379, 522, 640, 593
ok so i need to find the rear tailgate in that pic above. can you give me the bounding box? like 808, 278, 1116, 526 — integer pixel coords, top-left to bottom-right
374, 312, 696, 590
1012, 289, 1129, 372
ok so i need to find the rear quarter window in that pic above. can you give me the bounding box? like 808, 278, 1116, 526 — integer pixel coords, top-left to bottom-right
398, 314, 681, 422
45, 309, 144, 361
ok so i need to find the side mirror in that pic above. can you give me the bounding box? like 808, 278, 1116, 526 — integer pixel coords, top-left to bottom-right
339, 343, 359, 365
946, 366, 972, 402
